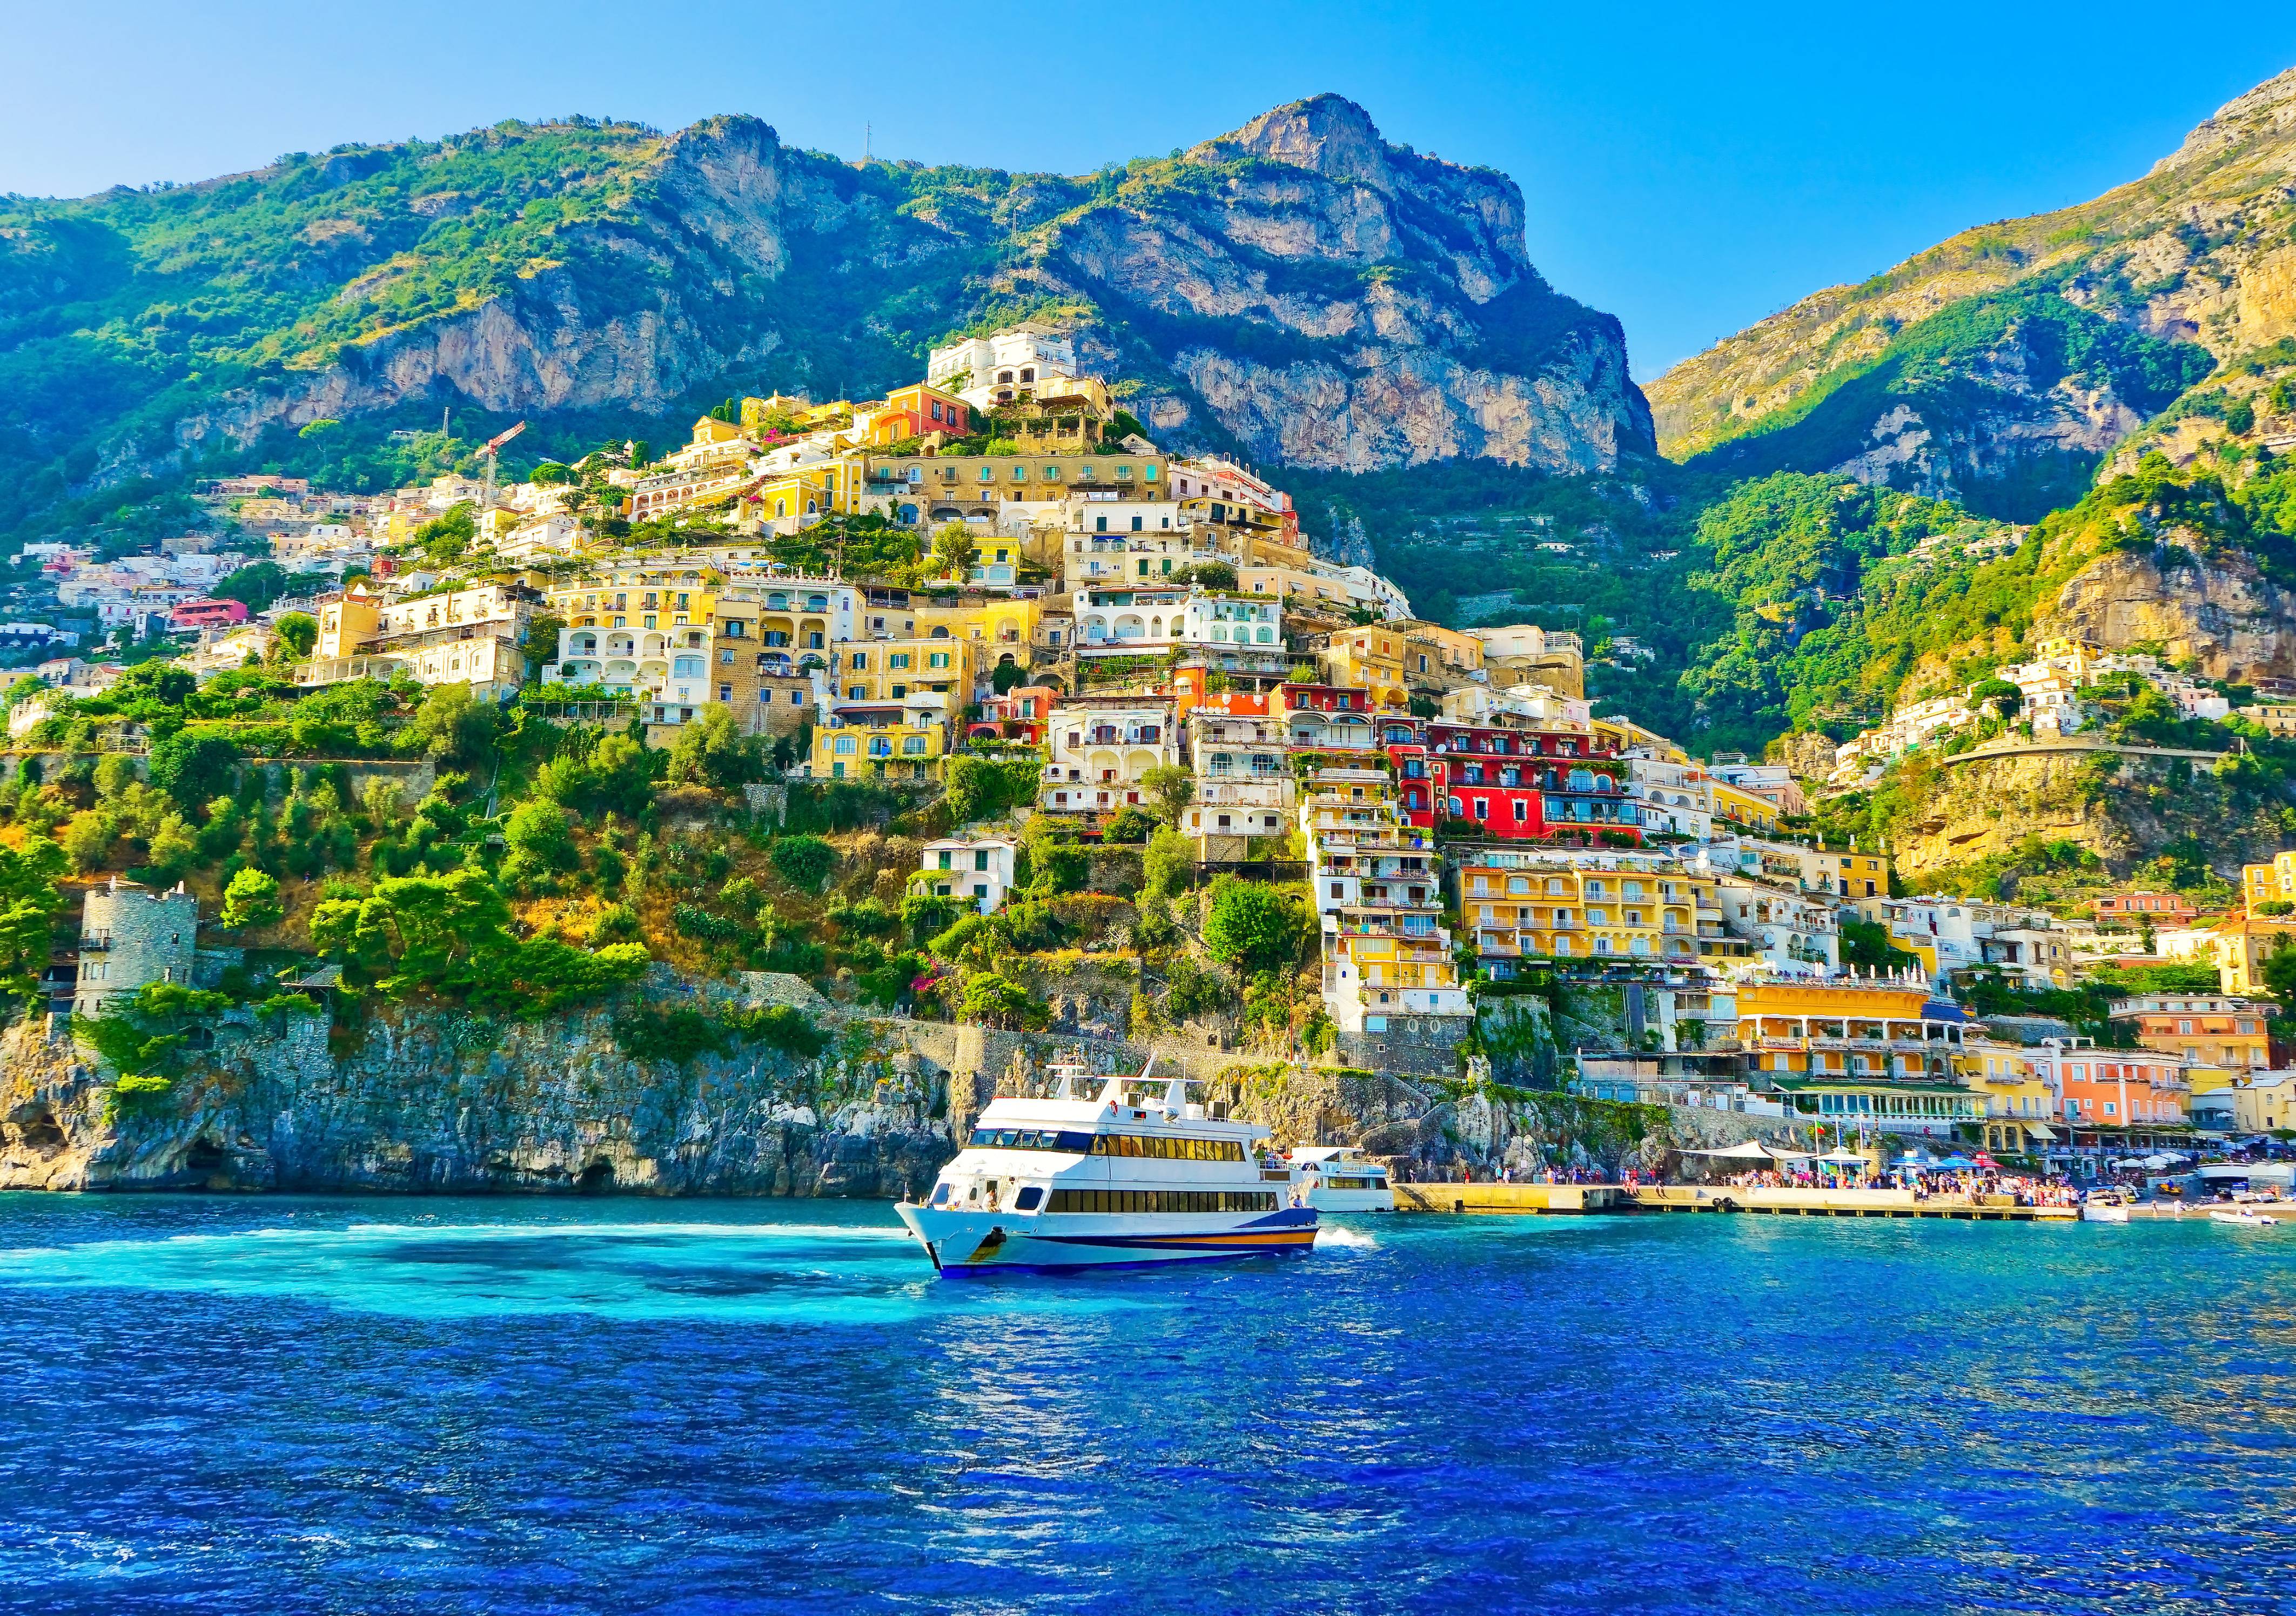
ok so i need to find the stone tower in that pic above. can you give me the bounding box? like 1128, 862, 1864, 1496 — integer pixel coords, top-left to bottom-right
75, 876, 198, 1018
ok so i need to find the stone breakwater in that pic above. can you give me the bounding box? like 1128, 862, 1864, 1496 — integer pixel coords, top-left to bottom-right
0, 995, 1797, 1196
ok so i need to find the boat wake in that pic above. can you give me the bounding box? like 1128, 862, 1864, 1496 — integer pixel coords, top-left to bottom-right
1314, 1224, 1379, 1251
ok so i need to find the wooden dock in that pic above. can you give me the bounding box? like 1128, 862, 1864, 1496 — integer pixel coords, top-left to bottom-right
1389, 1183, 2077, 1221
1392, 1183, 1621, 1215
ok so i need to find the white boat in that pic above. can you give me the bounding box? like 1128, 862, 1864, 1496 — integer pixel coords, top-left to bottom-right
896, 1060, 1315, 1274
1287, 1145, 1395, 1212
2208, 1206, 2280, 1228
2081, 1190, 2131, 1224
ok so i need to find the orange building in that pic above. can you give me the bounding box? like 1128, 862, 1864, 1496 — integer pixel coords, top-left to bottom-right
2057, 1052, 2188, 1129
862, 384, 972, 446
2109, 993, 2279, 1069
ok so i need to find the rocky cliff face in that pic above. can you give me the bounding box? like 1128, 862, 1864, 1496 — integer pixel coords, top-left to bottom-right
1880, 744, 2293, 883
1050, 97, 1654, 473
10, 97, 1652, 499
0, 1000, 954, 1197
0, 990, 1787, 1195
1648, 68, 2296, 500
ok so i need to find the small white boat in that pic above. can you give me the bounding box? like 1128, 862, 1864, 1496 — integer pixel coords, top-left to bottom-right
2208, 1206, 2279, 1228
1288, 1146, 1395, 1212
2081, 1190, 2131, 1224
895, 1058, 1315, 1275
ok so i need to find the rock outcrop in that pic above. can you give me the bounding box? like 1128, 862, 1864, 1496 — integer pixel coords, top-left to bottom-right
1649, 67, 2296, 497
1053, 96, 1654, 473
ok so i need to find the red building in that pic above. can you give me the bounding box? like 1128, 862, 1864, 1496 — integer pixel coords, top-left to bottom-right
1425, 720, 1639, 844
1389, 743, 1435, 826
169, 598, 249, 630
970, 685, 1058, 745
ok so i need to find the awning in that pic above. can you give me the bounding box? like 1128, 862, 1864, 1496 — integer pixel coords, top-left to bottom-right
1683, 1140, 1812, 1161
1683, 1140, 1777, 1160
1815, 1149, 1870, 1165
2021, 1123, 2059, 1143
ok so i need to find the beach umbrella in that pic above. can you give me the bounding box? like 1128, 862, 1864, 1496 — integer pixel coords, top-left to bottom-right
1934, 1156, 1977, 1169
1817, 1149, 1870, 1165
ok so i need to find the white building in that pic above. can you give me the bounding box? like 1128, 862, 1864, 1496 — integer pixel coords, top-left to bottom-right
927, 326, 1081, 411
918, 838, 1018, 914
1039, 699, 1179, 816
1070, 588, 1283, 655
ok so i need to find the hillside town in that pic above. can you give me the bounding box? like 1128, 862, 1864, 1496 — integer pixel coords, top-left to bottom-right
11, 324, 2296, 1184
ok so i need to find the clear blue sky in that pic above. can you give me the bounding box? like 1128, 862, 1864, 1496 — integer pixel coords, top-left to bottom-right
8, 2, 2293, 379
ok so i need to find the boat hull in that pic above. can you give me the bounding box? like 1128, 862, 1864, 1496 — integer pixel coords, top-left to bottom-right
2081, 1204, 2129, 1223
895, 1203, 1318, 1273
1304, 1186, 1395, 1212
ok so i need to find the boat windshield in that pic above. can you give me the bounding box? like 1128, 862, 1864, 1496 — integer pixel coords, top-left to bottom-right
967, 1126, 1095, 1153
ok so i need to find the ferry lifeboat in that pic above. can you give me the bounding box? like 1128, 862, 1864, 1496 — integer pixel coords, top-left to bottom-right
896, 1060, 1316, 1274
1287, 1146, 1395, 1212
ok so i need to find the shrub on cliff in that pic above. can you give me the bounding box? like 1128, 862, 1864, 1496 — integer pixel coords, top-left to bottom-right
0, 835, 66, 1011
959, 973, 1042, 1030
769, 834, 838, 893
310, 869, 648, 1016
610, 1001, 829, 1066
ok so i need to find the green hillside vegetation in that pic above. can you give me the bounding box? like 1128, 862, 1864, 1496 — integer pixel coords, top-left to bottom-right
1684, 289, 2214, 520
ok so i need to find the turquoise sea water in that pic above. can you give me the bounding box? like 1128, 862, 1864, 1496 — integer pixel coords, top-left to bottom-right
2, 1196, 2292, 1614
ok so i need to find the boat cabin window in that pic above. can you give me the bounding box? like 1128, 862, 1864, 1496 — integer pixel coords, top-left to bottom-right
929, 1183, 952, 1206
1047, 1189, 1277, 1213
968, 1126, 1095, 1152
1092, 1133, 1246, 1161
1013, 1185, 1044, 1210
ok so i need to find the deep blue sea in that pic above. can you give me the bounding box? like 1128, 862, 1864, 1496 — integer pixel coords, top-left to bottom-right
2, 1196, 2293, 1615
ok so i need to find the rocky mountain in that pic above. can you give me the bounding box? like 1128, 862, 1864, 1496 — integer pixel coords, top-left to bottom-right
0, 96, 1650, 528
1648, 69, 2296, 519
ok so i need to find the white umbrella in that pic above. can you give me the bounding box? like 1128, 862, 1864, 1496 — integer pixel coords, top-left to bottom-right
1816, 1149, 1870, 1165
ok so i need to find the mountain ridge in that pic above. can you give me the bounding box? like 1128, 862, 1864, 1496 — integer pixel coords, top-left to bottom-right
0, 96, 1652, 529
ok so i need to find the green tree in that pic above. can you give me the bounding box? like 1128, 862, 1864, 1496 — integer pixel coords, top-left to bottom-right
221, 868, 285, 930
665, 706, 762, 790
930, 520, 978, 579
1203, 876, 1307, 975
400, 683, 501, 766
0, 836, 67, 1009
1103, 804, 1158, 843
146, 732, 240, 811
961, 973, 1040, 1029
1139, 763, 1194, 825
1142, 825, 1194, 898
273, 612, 319, 660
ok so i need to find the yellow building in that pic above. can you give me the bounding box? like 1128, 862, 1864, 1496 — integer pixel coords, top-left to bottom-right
811, 713, 948, 781
1948, 1045, 2057, 1152
2201, 1072, 2296, 1133
760, 459, 868, 526
314, 585, 382, 658
2214, 917, 2296, 994
1319, 627, 1412, 711
1453, 853, 1718, 967
912, 595, 1041, 675
829, 635, 978, 705
875, 450, 1170, 517
2243, 851, 2296, 913
1735, 977, 1970, 1082
1400, 621, 1485, 688
1709, 778, 1781, 834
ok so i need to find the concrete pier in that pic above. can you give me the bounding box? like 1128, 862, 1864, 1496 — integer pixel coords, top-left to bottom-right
1388, 1183, 2078, 1221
